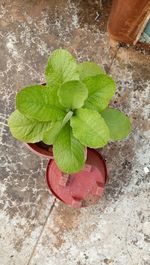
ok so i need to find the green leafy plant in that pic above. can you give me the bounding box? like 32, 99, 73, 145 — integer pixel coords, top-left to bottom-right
8, 49, 131, 173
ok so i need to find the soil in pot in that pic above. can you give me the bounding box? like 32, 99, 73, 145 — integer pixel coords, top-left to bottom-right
46, 148, 107, 208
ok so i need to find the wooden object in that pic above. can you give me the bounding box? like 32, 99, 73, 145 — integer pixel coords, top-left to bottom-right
107, 0, 150, 45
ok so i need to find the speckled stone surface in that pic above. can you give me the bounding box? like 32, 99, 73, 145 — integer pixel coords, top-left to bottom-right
0, 1, 150, 265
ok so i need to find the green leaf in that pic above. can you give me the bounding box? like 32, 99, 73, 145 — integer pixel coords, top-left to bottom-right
62, 111, 73, 127
43, 111, 73, 145
44, 86, 65, 110
45, 49, 79, 87
101, 108, 131, 141
70, 108, 110, 148
83, 74, 116, 112
58, 81, 88, 109
77, 61, 104, 80
53, 124, 85, 173
8, 110, 52, 143
43, 120, 63, 145
16, 85, 65, 122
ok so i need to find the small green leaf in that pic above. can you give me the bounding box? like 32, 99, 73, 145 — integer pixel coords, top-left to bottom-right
53, 124, 85, 173
8, 110, 52, 143
77, 62, 104, 80
62, 111, 73, 127
83, 74, 116, 112
70, 108, 110, 148
45, 49, 79, 87
101, 108, 131, 141
43, 111, 73, 145
58, 81, 88, 109
16, 85, 65, 121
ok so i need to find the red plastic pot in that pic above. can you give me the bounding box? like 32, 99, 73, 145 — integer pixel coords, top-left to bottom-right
46, 148, 107, 208
26, 142, 53, 158
26, 143, 87, 159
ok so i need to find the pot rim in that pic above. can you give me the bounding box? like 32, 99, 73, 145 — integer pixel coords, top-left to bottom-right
25, 142, 53, 158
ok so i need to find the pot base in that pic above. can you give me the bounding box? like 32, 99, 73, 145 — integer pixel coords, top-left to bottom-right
46, 149, 107, 208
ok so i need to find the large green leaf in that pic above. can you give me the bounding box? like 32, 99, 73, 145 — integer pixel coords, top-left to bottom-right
43, 120, 63, 145
58, 81, 88, 109
77, 61, 104, 80
8, 110, 52, 143
83, 74, 116, 112
45, 49, 79, 87
43, 111, 73, 144
101, 108, 131, 141
70, 108, 110, 148
16, 85, 65, 121
53, 124, 85, 173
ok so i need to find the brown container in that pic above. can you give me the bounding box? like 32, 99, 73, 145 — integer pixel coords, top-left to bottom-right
107, 0, 150, 45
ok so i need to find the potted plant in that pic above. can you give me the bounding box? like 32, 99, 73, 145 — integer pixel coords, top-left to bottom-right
8, 49, 131, 207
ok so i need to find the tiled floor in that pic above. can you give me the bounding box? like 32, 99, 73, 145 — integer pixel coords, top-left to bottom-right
0, 1, 150, 265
